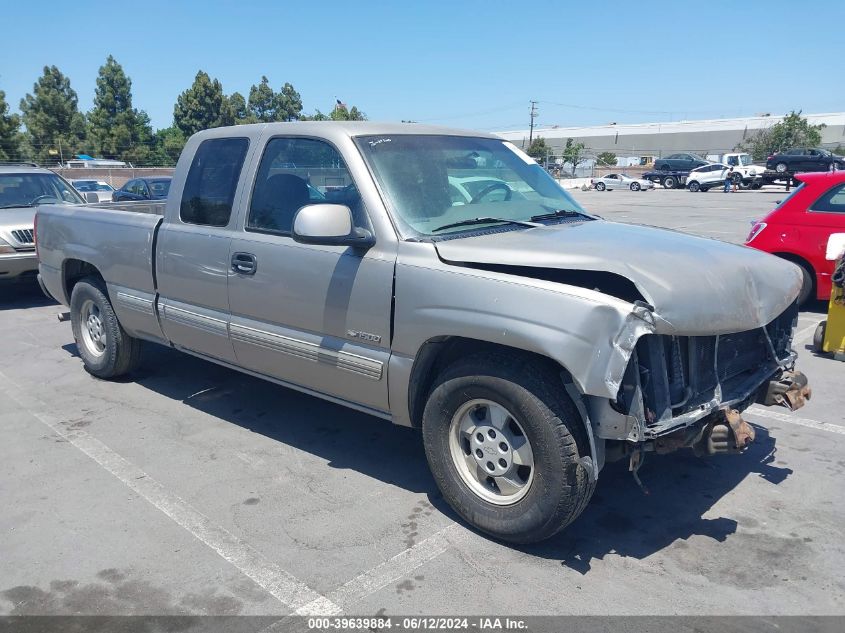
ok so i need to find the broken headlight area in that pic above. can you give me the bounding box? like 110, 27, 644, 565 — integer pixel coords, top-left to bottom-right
590, 302, 809, 459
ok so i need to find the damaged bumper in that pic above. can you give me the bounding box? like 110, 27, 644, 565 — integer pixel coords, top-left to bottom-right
587, 304, 811, 456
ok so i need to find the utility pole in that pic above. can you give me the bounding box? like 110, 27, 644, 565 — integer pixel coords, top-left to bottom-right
528, 101, 538, 146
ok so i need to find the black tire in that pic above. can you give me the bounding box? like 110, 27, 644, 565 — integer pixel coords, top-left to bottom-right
688, 181, 700, 192
630, 182, 641, 191
731, 172, 742, 185
813, 321, 827, 353
595, 182, 606, 191
775, 162, 788, 173
421, 352, 595, 544
794, 261, 815, 306
662, 176, 677, 189
70, 276, 141, 379
778, 258, 814, 306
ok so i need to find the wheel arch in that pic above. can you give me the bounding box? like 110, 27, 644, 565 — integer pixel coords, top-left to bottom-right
407, 336, 601, 480
63, 259, 107, 305
407, 337, 579, 429
772, 251, 817, 300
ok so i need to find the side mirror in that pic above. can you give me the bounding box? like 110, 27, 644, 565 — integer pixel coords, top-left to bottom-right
84, 192, 100, 203
292, 204, 375, 248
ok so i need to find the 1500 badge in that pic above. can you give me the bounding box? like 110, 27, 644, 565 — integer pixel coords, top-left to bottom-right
347, 329, 381, 343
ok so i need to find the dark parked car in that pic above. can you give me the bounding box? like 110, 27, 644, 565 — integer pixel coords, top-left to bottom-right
766, 148, 845, 174
111, 177, 172, 202
653, 153, 709, 171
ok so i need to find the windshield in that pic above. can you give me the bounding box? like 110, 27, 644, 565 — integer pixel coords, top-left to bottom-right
73, 180, 114, 192
148, 179, 171, 197
356, 135, 587, 238
0, 173, 85, 208
738, 154, 753, 166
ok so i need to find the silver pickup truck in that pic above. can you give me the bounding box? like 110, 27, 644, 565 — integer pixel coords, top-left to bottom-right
36, 122, 811, 543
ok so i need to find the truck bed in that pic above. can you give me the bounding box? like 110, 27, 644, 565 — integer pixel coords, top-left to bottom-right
37, 202, 164, 309
85, 200, 166, 215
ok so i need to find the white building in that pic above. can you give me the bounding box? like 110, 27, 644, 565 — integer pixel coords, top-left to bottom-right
497, 112, 845, 164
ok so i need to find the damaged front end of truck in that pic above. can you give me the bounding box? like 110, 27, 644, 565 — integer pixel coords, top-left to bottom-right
586, 301, 812, 486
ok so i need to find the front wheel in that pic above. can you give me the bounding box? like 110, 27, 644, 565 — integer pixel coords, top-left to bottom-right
688, 181, 700, 192
422, 352, 595, 544
595, 182, 606, 191
70, 277, 141, 379
630, 182, 641, 191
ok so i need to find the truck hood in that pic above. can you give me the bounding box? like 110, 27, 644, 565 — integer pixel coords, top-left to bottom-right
433, 220, 801, 335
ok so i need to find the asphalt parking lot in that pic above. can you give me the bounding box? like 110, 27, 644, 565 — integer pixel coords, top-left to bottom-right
1, 187, 844, 620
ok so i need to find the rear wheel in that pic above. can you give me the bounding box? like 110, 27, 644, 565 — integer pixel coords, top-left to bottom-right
70, 277, 141, 379
422, 352, 595, 544
662, 175, 677, 189
688, 181, 700, 192
775, 162, 788, 173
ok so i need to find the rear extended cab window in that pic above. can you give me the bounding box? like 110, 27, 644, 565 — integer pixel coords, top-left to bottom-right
180, 137, 249, 226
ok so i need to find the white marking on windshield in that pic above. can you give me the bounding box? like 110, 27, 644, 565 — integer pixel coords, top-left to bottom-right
368, 138, 392, 147
503, 141, 536, 165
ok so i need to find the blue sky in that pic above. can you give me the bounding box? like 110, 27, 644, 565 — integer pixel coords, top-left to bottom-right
1, 0, 842, 132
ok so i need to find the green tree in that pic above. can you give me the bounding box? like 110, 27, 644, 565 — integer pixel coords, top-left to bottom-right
86, 56, 154, 164
151, 126, 186, 166
0, 90, 22, 161
562, 138, 587, 173
248, 76, 276, 122
173, 71, 230, 137
19, 65, 87, 163
595, 151, 617, 167
228, 92, 254, 124
327, 101, 367, 121
301, 101, 366, 122
737, 111, 825, 161
274, 82, 302, 121
525, 137, 549, 161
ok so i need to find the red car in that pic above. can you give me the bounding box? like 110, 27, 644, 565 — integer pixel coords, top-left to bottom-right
745, 171, 845, 304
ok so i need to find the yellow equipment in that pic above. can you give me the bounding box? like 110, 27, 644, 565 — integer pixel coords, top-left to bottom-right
814, 250, 845, 361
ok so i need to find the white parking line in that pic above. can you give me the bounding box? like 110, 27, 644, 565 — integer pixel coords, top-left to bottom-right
259, 523, 467, 632
747, 405, 845, 436
793, 320, 822, 344
0, 372, 342, 616
325, 522, 464, 609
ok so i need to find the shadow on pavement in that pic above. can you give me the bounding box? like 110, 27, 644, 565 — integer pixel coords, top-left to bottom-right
125, 343, 436, 496
0, 279, 55, 311
67, 340, 791, 565
520, 424, 790, 573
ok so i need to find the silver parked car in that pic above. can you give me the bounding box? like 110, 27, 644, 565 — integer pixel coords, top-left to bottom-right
70, 179, 116, 203
592, 173, 655, 191
0, 165, 86, 284
36, 123, 811, 543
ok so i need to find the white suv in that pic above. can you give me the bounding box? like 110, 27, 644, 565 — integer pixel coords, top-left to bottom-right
686, 164, 729, 192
